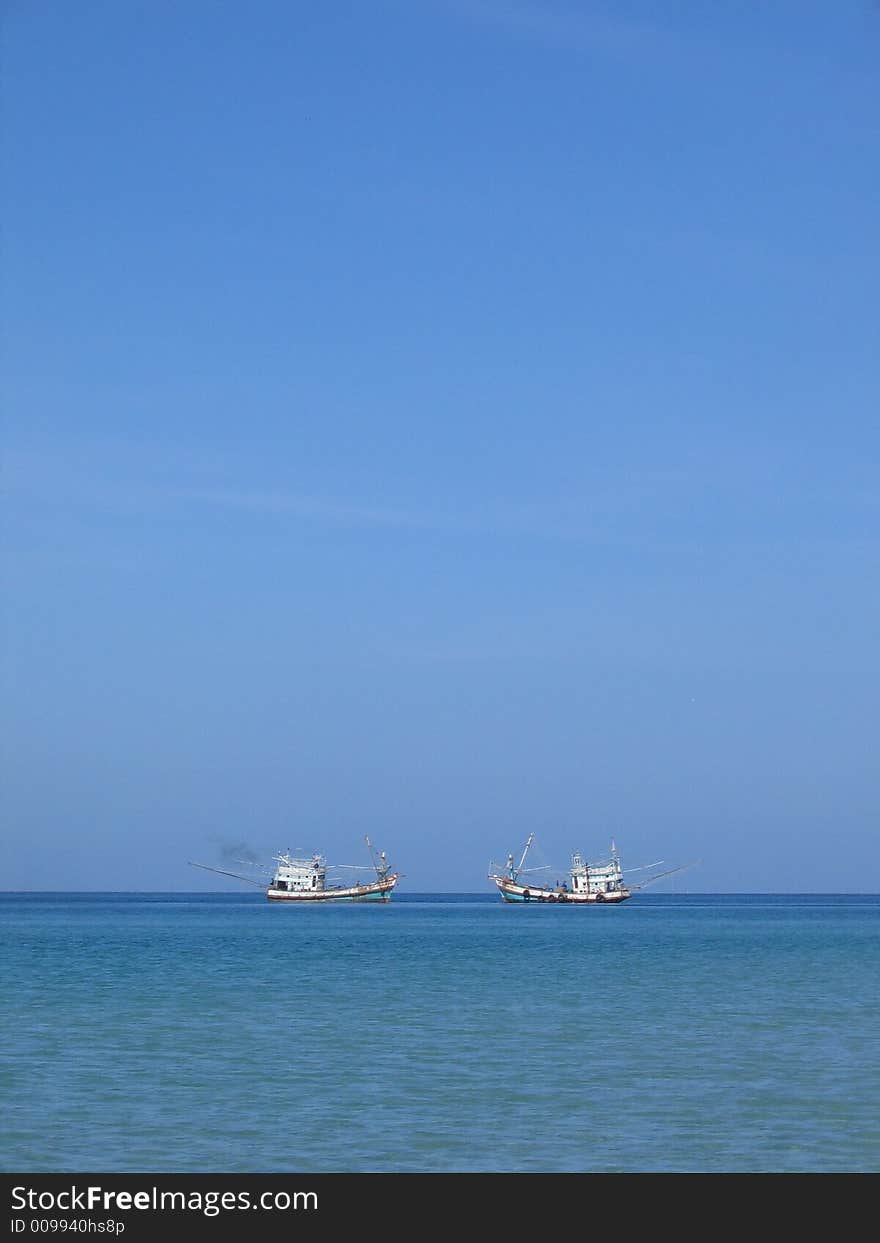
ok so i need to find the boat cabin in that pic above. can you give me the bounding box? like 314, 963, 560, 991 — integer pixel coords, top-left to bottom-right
570, 849, 625, 896
270, 853, 327, 893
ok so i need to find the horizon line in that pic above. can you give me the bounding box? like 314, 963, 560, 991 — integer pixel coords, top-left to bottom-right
2, 890, 878, 898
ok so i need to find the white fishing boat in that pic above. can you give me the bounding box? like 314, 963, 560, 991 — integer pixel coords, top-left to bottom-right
489, 835, 692, 904
190, 836, 400, 902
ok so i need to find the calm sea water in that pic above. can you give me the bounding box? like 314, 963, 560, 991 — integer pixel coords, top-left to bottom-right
2, 893, 878, 1172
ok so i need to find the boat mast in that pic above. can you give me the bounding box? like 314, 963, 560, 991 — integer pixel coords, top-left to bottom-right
516, 834, 535, 879
364, 835, 390, 881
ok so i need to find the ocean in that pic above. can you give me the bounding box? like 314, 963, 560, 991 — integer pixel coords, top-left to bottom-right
2, 893, 878, 1173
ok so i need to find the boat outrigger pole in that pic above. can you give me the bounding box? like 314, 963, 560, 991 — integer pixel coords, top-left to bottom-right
188, 861, 266, 888
631, 860, 702, 890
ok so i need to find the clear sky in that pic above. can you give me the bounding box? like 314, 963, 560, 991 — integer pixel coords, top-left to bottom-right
2, 2, 878, 892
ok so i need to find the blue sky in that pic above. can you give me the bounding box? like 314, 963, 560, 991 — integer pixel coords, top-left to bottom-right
2, 2, 878, 891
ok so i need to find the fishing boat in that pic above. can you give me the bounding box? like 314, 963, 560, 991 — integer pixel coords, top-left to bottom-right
189, 836, 400, 902
488, 835, 692, 904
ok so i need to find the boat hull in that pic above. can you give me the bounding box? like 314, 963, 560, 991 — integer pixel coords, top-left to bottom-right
494, 878, 630, 904
266, 875, 399, 903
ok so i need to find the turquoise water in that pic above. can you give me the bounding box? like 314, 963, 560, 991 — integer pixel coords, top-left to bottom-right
2, 894, 879, 1172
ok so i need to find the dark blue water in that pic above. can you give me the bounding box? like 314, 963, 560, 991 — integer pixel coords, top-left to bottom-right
2, 893, 878, 1172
